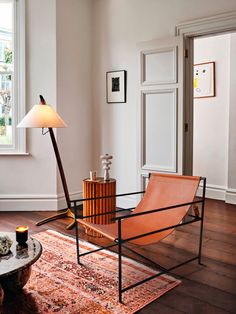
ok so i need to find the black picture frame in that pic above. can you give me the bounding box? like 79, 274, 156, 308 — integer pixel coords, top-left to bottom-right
106, 70, 127, 103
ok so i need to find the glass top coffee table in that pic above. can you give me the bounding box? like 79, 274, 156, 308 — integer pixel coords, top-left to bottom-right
0, 232, 42, 302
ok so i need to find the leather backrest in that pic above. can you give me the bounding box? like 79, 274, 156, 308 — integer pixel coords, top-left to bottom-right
122, 173, 200, 245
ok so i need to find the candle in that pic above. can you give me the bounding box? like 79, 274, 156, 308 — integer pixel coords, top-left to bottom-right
90, 171, 96, 181
16, 226, 29, 244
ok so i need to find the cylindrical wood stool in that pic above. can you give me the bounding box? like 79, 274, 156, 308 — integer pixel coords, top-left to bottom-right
83, 178, 116, 237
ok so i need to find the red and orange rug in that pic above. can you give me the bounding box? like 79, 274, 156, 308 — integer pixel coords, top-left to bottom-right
2, 230, 180, 313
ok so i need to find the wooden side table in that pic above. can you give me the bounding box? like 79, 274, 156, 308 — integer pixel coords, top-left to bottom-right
83, 177, 116, 237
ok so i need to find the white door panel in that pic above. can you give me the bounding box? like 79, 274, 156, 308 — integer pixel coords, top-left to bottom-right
141, 47, 177, 85
137, 36, 184, 189
142, 89, 177, 172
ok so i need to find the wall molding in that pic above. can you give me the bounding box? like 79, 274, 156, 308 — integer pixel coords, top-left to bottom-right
0, 190, 82, 211
176, 11, 236, 37
118, 183, 236, 208
197, 184, 227, 201
141, 89, 177, 173
140, 46, 177, 85
225, 188, 236, 204
117, 195, 139, 209
57, 191, 82, 210
2, 186, 234, 211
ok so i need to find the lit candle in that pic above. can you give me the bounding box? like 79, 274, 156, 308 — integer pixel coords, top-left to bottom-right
15, 226, 29, 244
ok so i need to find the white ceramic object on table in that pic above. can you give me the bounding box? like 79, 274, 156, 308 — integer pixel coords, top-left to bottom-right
100, 154, 113, 181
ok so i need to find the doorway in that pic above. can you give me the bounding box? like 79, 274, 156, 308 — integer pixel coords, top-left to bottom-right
192, 33, 232, 201
177, 13, 236, 204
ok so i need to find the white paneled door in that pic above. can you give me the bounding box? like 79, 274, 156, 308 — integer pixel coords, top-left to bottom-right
137, 36, 184, 188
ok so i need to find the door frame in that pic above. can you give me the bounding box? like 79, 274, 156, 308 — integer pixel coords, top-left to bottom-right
176, 11, 236, 175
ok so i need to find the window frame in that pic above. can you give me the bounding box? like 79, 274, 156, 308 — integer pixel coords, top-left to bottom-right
0, 0, 26, 154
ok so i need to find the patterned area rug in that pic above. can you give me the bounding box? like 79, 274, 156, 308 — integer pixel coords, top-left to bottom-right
1, 230, 180, 313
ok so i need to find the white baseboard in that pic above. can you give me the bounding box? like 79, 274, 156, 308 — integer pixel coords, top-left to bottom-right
197, 183, 227, 201
197, 183, 236, 205
0, 191, 82, 211
0, 191, 137, 211
1, 185, 235, 212
0, 198, 57, 211
57, 191, 82, 209
117, 195, 139, 209
119, 184, 236, 208
225, 188, 236, 204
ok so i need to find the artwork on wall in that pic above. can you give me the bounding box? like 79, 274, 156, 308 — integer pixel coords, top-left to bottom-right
106, 70, 127, 103
194, 62, 215, 98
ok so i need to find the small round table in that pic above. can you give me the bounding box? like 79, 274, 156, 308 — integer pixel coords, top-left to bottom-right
0, 232, 42, 301
83, 177, 116, 237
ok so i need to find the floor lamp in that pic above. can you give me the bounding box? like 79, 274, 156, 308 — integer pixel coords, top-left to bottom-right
18, 95, 75, 229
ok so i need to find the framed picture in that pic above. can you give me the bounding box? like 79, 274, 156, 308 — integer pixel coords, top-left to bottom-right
194, 62, 215, 98
106, 70, 127, 103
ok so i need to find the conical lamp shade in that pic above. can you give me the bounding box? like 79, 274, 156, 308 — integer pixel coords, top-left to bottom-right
17, 104, 67, 128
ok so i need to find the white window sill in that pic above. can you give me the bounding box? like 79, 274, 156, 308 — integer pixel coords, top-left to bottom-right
0, 152, 30, 156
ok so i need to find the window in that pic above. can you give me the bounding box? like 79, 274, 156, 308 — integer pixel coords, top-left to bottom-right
0, 0, 25, 153
0, 42, 6, 61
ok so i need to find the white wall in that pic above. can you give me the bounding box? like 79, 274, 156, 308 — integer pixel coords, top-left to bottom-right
91, 0, 236, 202
56, 0, 93, 208
0, 0, 93, 211
227, 33, 236, 204
193, 35, 230, 200
0, 0, 58, 211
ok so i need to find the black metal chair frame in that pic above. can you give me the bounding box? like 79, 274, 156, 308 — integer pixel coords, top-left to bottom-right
71, 176, 206, 303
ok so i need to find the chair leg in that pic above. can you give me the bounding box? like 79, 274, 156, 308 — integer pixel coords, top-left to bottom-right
75, 228, 80, 265
198, 218, 204, 265
74, 207, 81, 265
118, 220, 122, 303
198, 177, 206, 265
118, 239, 122, 303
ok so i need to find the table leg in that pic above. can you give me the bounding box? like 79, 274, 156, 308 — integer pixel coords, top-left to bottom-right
1, 266, 31, 293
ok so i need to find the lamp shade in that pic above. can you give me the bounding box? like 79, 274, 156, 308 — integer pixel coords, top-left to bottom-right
17, 103, 67, 128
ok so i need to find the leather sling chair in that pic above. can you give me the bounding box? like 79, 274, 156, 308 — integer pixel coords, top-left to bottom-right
72, 173, 206, 303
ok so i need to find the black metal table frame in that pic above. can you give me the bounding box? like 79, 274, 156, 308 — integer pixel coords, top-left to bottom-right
71, 176, 206, 303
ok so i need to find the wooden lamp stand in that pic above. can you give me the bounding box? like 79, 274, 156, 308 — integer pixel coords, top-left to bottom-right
36, 128, 75, 229
18, 95, 75, 229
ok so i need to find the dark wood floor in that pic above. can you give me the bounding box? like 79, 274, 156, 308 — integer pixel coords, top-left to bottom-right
0, 198, 236, 313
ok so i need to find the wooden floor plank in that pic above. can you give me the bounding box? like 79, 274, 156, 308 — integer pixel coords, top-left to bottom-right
175, 279, 236, 313
159, 289, 231, 314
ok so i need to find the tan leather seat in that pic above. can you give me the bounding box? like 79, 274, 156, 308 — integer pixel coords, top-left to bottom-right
77, 173, 200, 245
